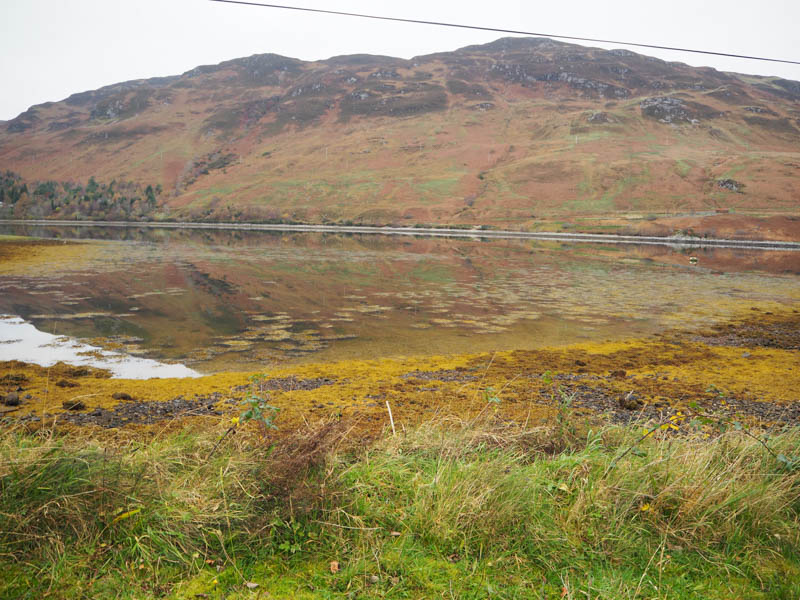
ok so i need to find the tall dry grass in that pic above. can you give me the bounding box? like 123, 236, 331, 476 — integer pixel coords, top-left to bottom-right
1, 416, 798, 598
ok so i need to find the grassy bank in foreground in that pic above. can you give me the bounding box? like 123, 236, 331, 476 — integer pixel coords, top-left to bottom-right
1, 417, 799, 599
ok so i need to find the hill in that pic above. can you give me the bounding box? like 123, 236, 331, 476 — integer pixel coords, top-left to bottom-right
1, 37, 799, 235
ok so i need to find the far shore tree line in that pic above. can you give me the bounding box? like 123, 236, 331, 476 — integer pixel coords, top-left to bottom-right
0, 171, 162, 221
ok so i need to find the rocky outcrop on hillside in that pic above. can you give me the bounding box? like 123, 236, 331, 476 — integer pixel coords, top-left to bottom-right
639, 96, 722, 124
717, 178, 744, 192
6, 107, 40, 132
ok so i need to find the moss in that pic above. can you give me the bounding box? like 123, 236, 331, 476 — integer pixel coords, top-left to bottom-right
3, 308, 798, 440
0, 239, 102, 276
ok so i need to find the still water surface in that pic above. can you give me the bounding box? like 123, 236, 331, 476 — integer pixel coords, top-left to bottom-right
1, 225, 798, 376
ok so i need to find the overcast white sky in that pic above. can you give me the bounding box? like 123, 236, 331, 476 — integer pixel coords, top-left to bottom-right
2, 0, 799, 121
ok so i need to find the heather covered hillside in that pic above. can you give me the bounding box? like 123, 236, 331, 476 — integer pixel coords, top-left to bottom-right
2, 37, 799, 230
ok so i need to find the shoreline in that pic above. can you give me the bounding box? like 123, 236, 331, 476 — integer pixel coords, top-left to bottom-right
2, 308, 798, 431
2, 219, 800, 250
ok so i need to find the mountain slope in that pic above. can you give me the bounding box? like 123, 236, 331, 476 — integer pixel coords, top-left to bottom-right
1, 37, 799, 229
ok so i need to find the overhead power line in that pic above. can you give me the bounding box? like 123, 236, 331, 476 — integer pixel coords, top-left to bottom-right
209, 0, 800, 66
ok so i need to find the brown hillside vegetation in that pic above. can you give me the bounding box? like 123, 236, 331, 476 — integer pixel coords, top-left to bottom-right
1, 37, 799, 233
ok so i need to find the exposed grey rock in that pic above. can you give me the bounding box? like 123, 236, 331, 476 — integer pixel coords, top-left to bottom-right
62, 399, 86, 411
640, 96, 690, 123
289, 82, 326, 97
91, 98, 124, 120
744, 106, 776, 115
532, 71, 630, 97
370, 69, 400, 79
717, 178, 744, 193
618, 391, 644, 410
587, 111, 611, 123
6, 107, 40, 133
2, 392, 20, 406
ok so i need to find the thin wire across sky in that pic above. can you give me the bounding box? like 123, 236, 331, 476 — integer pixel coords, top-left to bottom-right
209, 0, 800, 66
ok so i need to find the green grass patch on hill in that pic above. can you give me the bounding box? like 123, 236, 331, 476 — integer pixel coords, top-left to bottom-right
674, 159, 693, 178
416, 176, 462, 199
263, 174, 383, 206
194, 184, 242, 200
1, 418, 798, 599
567, 165, 652, 214
721, 162, 750, 181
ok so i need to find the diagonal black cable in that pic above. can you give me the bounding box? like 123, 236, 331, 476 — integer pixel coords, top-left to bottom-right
209, 0, 800, 66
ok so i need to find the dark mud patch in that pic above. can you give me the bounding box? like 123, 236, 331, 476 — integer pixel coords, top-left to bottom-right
16, 395, 225, 428
551, 380, 800, 425
401, 369, 478, 382
691, 311, 800, 350
233, 376, 336, 393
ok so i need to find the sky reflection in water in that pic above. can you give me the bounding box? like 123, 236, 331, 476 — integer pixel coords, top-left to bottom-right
0, 314, 199, 379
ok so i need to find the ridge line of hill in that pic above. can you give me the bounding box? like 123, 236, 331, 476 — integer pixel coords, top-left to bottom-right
2, 36, 798, 229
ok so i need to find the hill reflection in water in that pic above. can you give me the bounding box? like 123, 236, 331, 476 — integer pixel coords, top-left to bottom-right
0, 225, 798, 373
